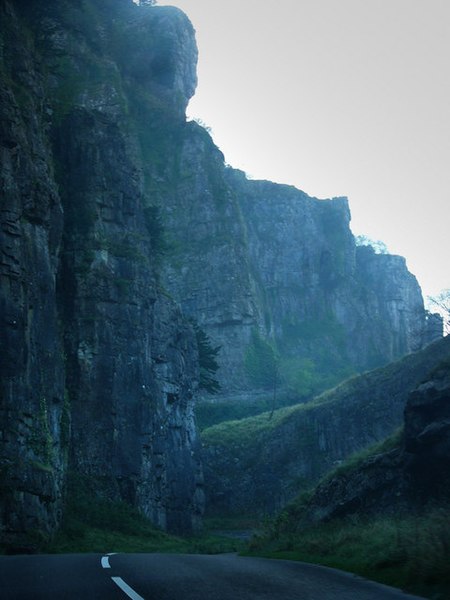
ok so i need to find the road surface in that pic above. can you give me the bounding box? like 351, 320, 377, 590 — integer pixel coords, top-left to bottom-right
0, 552, 425, 599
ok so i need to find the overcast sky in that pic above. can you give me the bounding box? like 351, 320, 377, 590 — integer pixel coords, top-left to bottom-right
156, 0, 449, 301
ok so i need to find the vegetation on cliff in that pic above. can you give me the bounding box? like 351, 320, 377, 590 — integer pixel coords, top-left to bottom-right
0, 0, 446, 561
201, 336, 450, 516
248, 508, 450, 600
192, 321, 221, 395
43, 473, 242, 556
247, 356, 450, 599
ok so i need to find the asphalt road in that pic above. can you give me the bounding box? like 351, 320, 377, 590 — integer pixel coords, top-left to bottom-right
0, 552, 426, 600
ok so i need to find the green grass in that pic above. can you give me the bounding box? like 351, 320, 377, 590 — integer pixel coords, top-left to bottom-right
204, 515, 262, 531
269, 427, 404, 533
201, 403, 303, 447
319, 426, 404, 484
247, 508, 450, 599
200, 372, 365, 448
201, 336, 450, 450
43, 474, 244, 555
46, 517, 245, 555
46, 519, 185, 554
195, 391, 302, 431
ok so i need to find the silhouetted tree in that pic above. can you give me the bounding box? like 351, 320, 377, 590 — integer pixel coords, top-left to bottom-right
355, 234, 388, 254
192, 322, 221, 395
428, 289, 450, 335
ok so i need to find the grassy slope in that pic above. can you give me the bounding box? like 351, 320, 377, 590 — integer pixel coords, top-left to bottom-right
244, 395, 450, 599
195, 391, 303, 431
46, 477, 449, 599
41, 474, 244, 555
202, 337, 450, 450
247, 508, 450, 600
202, 340, 450, 598
41, 502, 242, 554
46, 475, 450, 599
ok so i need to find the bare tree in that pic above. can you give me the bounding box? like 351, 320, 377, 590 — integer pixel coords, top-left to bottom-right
428, 289, 450, 335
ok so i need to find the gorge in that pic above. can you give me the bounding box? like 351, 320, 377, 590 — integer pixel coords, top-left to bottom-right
0, 0, 444, 553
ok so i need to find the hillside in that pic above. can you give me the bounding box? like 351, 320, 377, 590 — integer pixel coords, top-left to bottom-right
248, 354, 450, 599
202, 336, 450, 516
0, 0, 443, 552
290, 356, 450, 526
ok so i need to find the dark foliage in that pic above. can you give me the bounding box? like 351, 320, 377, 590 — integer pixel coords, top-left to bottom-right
192, 321, 221, 394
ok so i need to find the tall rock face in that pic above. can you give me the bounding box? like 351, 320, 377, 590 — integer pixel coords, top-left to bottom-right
0, 0, 442, 551
162, 140, 439, 396
0, 0, 66, 551
233, 177, 427, 373
162, 131, 260, 394
0, 0, 203, 550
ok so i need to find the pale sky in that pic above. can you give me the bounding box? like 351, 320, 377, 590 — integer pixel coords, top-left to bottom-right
156, 0, 449, 301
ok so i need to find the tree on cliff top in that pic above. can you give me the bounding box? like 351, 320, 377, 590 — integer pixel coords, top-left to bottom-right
355, 234, 388, 254
428, 289, 450, 335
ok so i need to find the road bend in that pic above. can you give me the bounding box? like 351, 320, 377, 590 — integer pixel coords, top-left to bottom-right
0, 552, 426, 600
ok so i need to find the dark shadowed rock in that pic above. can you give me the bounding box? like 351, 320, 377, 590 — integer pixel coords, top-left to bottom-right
0, 0, 444, 552
0, 0, 202, 550
295, 351, 450, 527
404, 359, 450, 502
0, 0, 66, 551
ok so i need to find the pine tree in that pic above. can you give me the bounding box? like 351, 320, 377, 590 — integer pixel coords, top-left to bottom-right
192, 322, 221, 395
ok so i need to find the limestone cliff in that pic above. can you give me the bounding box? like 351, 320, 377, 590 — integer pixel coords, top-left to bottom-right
162, 137, 440, 396
0, 0, 66, 551
0, 0, 442, 552
0, 0, 203, 550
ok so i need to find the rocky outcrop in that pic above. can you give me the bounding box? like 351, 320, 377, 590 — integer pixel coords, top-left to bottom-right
0, 0, 66, 551
201, 336, 450, 516
292, 354, 450, 527
162, 144, 440, 396
0, 0, 443, 552
0, 0, 203, 551
404, 359, 450, 503
235, 177, 430, 372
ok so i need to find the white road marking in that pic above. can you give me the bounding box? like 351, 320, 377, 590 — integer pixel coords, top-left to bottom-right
107, 552, 117, 556
111, 576, 145, 600
101, 556, 111, 569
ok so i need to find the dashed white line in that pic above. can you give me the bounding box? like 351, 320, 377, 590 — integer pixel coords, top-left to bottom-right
112, 576, 145, 600
101, 556, 111, 569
